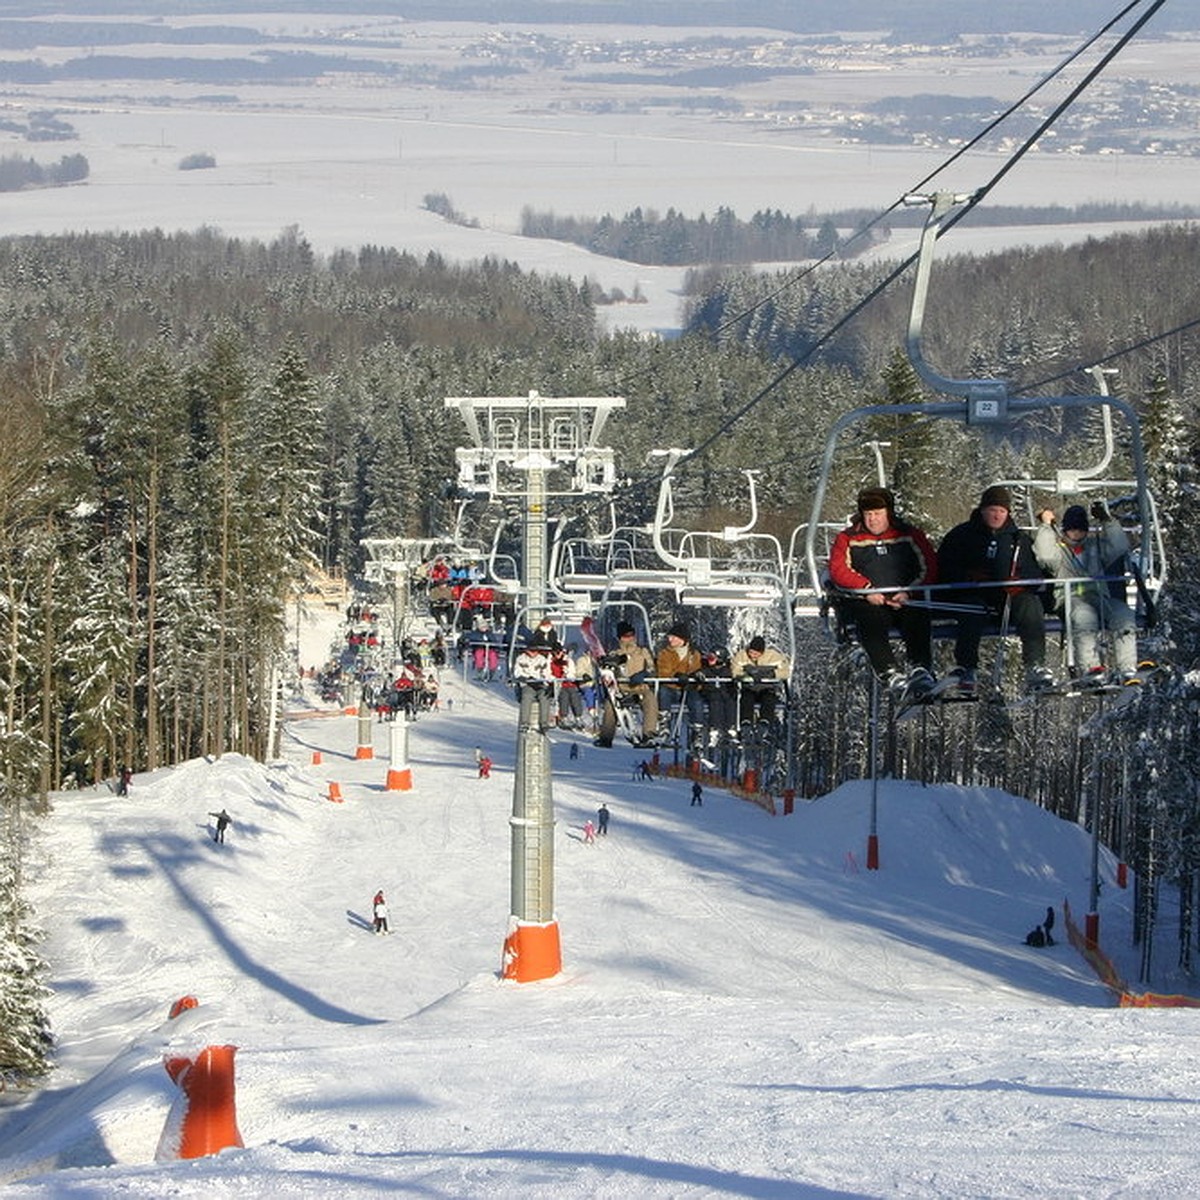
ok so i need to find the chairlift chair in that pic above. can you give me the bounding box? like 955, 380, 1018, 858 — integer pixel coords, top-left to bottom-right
805, 192, 1164, 669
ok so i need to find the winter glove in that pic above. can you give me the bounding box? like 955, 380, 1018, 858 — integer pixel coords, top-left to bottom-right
628, 670, 649, 685
1090, 500, 1110, 521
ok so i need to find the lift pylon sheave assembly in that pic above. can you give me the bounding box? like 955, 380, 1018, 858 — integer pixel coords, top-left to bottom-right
447, 390, 625, 983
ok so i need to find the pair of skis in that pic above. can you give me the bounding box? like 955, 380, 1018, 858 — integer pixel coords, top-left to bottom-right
895, 660, 1163, 723
580, 617, 666, 748
892, 674, 986, 723
1007, 660, 1163, 711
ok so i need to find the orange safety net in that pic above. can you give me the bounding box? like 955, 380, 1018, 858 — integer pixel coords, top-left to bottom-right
1063, 898, 1200, 1008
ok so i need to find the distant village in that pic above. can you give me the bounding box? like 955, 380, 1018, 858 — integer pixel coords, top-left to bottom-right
466, 28, 1200, 159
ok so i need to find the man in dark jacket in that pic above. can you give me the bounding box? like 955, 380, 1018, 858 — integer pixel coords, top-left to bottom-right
937, 485, 1052, 694
828, 486, 937, 697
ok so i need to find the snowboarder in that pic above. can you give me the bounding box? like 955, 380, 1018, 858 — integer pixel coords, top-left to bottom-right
1043, 905, 1056, 946
478, 755, 492, 779
373, 890, 390, 935
117, 765, 132, 797
690, 781, 703, 807
597, 803, 609, 835
208, 808, 232, 843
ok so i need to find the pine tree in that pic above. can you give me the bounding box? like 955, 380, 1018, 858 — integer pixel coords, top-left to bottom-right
0, 821, 51, 1084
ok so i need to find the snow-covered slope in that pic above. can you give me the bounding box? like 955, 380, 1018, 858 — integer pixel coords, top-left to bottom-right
0, 605, 1197, 1196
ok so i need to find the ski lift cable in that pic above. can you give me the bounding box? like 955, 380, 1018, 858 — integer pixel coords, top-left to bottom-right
688, 0, 1151, 347
663, 0, 1168, 477
1015, 312, 1200, 396
576, 0, 1166, 517
602, 0, 1153, 395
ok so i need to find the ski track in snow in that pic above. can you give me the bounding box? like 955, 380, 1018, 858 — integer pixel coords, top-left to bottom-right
0, 600, 1198, 1196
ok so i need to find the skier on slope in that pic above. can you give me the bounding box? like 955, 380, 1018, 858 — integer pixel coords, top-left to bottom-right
208, 808, 233, 844
373, 890, 390, 935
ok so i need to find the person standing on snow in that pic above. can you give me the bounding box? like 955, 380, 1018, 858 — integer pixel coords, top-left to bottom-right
690, 781, 703, 807
597, 802, 610, 835
373, 890, 390, 935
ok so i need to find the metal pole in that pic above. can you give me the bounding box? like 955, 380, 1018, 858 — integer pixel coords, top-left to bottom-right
867, 672, 880, 870
1086, 705, 1103, 944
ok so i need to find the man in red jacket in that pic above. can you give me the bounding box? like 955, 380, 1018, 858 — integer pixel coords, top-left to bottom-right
829, 486, 937, 697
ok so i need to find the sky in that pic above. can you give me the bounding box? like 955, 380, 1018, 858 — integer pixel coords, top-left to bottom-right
0, 599, 1197, 1197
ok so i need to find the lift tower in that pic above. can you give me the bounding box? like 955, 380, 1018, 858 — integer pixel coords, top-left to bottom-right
446, 390, 624, 981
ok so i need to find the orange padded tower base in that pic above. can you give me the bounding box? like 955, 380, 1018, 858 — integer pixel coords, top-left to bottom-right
386, 767, 413, 791
158, 1045, 244, 1160
501, 920, 562, 982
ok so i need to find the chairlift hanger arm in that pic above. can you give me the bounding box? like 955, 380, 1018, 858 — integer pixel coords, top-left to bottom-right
905, 191, 1009, 409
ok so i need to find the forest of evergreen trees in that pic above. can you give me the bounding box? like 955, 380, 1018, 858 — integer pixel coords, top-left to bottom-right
516, 201, 1200, 266
0, 152, 87, 191
2, 219, 1199, 1078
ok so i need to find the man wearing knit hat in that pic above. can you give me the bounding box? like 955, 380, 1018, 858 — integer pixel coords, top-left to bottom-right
828, 486, 938, 699
1032, 501, 1140, 683
937, 485, 1052, 694
656, 622, 705, 737
730, 634, 791, 725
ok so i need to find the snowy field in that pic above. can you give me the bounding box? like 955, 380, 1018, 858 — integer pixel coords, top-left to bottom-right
0, 599, 1197, 1196
1, 14, 1198, 334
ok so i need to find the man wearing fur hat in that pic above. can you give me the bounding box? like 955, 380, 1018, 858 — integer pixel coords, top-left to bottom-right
1032, 502, 1140, 684
937, 485, 1052, 694
595, 622, 659, 747
828, 486, 938, 698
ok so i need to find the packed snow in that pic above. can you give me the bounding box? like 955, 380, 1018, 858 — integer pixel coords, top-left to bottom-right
0, 598, 1197, 1197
